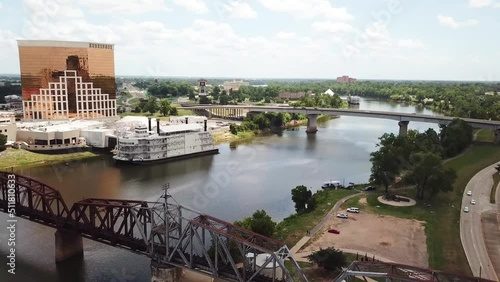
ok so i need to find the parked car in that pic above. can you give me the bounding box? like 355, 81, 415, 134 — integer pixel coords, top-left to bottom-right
346, 207, 360, 213
464, 206, 469, 213
470, 199, 476, 205
467, 191, 472, 196
328, 229, 340, 234
336, 213, 348, 219
364, 186, 376, 191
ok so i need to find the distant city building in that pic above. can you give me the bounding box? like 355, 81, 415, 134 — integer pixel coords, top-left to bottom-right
198, 79, 208, 96
5, 95, 22, 111
0, 111, 18, 143
278, 91, 311, 100
223, 80, 250, 92
17, 40, 117, 120
337, 75, 357, 84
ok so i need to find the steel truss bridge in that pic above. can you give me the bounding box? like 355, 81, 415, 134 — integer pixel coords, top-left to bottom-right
334, 261, 495, 282
0, 171, 308, 282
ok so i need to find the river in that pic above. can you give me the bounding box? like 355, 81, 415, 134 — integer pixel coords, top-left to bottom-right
0, 98, 440, 282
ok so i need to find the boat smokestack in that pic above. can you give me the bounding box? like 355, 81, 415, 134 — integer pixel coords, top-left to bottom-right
204, 119, 207, 132
156, 118, 160, 134
148, 117, 152, 132
185, 117, 189, 124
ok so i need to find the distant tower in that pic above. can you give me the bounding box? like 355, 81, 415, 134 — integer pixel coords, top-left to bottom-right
198, 79, 208, 96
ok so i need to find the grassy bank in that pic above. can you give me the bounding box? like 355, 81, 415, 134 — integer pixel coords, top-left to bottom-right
339, 145, 500, 275
212, 130, 254, 145
475, 129, 494, 143
0, 148, 102, 170
491, 172, 500, 204
275, 189, 357, 247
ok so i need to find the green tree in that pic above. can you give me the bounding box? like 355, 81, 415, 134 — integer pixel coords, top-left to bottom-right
143, 96, 158, 115
403, 152, 457, 199
0, 134, 7, 151
169, 106, 178, 116
159, 99, 171, 116
234, 210, 276, 237
219, 94, 230, 105
199, 96, 210, 104
212, 86, 221, 100
307, 247, 347, 271
440, 118, 473, 157
369, 134, 408, 193
291, 185, 313, 213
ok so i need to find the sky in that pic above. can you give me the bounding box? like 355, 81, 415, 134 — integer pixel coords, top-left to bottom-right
0, 0, 499, 80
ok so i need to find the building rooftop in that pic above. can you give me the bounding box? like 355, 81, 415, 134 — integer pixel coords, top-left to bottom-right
17, 40, 114, 48
160, 123, 203, 133
17, 119, 106, 132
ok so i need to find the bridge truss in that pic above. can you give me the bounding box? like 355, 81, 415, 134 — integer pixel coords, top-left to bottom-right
0, 171, 308, 282
334, 261, 495, 282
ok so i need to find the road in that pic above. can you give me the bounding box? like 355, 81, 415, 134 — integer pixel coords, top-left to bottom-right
460, 162, 499, 281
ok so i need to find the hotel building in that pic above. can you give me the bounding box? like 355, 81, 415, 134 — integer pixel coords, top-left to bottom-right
17, 40, 117, 120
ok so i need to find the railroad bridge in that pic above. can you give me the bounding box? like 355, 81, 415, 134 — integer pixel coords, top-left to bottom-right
0, 171, 307, 282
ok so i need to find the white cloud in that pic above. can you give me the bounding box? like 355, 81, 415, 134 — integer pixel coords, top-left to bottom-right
276, 32, 296, 40
469, 0, 500, 8
257, 0, 353, 21
0, 2, 3, 9
173, 0, 208, 14
311, 21, 355, 33
397, 39, 424, 49
23, 0, 84, 19
223, 1, 257, 19
437, 15, 479, 29
80, 0, 169, 14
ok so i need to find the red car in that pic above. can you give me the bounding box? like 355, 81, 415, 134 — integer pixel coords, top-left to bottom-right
328, 229, 340, 234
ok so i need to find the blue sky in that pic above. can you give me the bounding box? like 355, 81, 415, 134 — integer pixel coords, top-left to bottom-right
0, 0, 499, 80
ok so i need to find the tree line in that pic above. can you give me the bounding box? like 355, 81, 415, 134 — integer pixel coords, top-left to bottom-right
369, 118, 473, 199
130, 97, 178, 116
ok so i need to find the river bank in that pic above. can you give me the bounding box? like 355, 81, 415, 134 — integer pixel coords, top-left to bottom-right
0, 148, 103, 170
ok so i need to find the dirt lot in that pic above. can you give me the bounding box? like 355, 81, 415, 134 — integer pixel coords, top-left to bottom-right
301, 211, 429, 268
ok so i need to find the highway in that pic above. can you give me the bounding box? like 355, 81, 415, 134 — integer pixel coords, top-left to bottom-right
460, 163, 500, 281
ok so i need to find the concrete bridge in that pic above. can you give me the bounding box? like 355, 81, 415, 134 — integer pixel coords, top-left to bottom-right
183, 105, 500, 140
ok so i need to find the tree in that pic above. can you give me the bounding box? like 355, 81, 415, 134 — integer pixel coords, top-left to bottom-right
440, 118, 473, 157
199, 96, 210, 104
307, 247, 347, 271
403, 152, 457, 199
369, 134, 408, 193
212, 86, 221, 100
143, 96, 158, 115
0, 134, 6, 151
169, 106, 178, 116
234, 210, 276, 237
159, 99, 171, 116
291, 185, 313, 213
219, 94, 230, 105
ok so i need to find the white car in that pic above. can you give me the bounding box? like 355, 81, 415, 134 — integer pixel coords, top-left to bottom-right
346, 207, 360, 213
467, 191, 472, 196
471, 199, 476, 205
336, 213, 348, 219
464, 206, 469, 213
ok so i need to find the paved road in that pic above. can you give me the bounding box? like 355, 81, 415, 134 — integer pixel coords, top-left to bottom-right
460, 163, 499, 281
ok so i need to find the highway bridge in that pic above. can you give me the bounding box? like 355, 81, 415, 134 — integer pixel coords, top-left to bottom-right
182, 105, 500, 139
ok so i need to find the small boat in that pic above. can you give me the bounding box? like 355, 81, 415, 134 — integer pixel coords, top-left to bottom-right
322, 180, 342, 189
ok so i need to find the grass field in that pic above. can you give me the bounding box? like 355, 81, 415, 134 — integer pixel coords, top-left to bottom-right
475, 129, 494, 142
339, 145, 500, 275
275, 189, 357, 247
0, 148, 101, 169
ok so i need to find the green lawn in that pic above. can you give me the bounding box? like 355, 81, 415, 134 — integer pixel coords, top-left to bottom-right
475, 129, 494, 142
0, 148, 101, 169
275, 189, 357, 247
339, 145, 500, 275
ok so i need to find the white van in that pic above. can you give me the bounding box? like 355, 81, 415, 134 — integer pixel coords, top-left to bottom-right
346, 207, 360, 213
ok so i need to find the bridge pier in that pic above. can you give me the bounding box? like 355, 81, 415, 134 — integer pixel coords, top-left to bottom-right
151, 260, 182, 282
494, 129, 500, 144
306, 114, 319, 134
55, 229, 83, 263
398, 121, 409, 137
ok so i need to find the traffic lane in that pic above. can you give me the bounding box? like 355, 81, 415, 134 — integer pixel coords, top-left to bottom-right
482, 212, 500, 278
461, 164, 498, 281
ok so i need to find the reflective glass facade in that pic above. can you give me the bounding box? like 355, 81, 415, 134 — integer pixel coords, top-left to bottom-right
18, 40, 117, 120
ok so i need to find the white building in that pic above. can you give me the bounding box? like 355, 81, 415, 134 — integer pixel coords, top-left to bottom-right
0, 111, 17, 143
223, 80, 250, 92
324, 89, 334, 96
